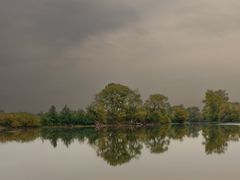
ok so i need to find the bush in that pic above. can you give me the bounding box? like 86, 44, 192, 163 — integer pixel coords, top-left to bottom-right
0, 112, 41, 128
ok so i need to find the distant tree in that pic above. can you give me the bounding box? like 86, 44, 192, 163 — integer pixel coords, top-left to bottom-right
144, 94, 171, 124
218, 102, 240, 122
202, 90, 229, 122
91, 83, 143, 124
72, 109, 95, 125
59, 105, 72, 125
171, 105, 189, 123
41, 105, 58, 125
187, 107, 203, 122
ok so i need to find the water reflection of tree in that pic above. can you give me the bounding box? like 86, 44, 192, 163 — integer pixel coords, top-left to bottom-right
90, 129, 143, 166
1, 125, 240, 166
0, 129, 39, 143
40, 128, 98, 148
202, 125, 240, 154
144, 126, 170, 153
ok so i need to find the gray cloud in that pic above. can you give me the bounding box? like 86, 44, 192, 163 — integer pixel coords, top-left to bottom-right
2, 0, 240, 112
0, 0, 138, 66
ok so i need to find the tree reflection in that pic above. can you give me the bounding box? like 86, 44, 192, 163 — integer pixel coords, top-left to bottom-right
1, 125, 240, 166
202, 125, 240, 154
40, 128, 98, 148
144, 126, 170, 153
0, 129, 39, 143
90, 128, 143, 166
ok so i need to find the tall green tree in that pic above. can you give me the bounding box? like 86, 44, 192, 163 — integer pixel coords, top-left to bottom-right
144, 94, 171, 124
218, 102, 240, 122
41, 105, 58, 125
187, 107, 203, 122
91, 83, 143, 123
59, 105, 72, 125
171, 105, 189, 123
202, 90, 229, 122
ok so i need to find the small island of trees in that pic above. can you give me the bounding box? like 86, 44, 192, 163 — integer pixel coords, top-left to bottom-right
1, 83, 240, 128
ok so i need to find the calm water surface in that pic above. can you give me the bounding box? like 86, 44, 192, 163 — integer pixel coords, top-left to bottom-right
0, 124, 240, 180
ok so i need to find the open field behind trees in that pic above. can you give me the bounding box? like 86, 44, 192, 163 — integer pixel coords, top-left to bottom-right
1, 83, 240, 128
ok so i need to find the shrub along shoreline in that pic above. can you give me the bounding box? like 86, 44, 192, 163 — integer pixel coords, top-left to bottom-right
1, 83, 240, 128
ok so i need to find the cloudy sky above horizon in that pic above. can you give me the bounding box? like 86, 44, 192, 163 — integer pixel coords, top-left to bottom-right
1, 0, 240, 112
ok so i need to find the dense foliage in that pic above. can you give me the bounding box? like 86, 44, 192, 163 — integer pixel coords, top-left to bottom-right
187, 107, 203, 122
0, 112, 40, 128
2, 83, 240, 127
41, 105, 94, 126
171, 105, 189, 123
88, 83, 143, 124
202, 90, 240, 122
144, 94, 171, 124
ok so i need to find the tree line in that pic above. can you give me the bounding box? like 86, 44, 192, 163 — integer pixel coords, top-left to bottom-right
41, 83, 240, 126
1, 83, 240, 128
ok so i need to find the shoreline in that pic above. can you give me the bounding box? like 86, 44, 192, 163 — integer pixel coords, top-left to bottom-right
1, 122, 240, 131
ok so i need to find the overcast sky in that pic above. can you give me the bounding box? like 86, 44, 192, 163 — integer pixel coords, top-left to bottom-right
1, 0, 240, 112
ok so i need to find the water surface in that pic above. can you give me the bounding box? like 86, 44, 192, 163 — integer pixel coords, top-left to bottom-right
1, 124, 240, 180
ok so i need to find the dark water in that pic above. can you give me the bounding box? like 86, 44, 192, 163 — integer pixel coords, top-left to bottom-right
1, 124, 240, 180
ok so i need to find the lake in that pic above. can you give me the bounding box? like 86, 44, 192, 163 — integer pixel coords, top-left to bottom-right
0, 124, 240, 180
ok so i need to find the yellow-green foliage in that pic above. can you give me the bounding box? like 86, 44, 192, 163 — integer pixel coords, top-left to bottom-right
0, 112, 40, 128
0, 129, 40, 143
